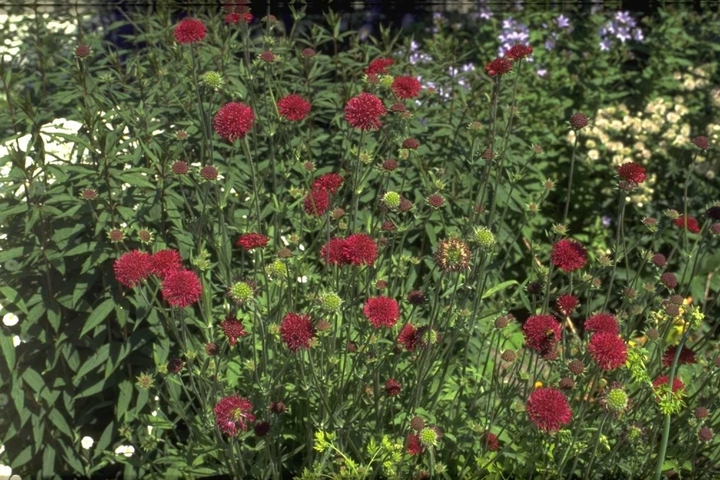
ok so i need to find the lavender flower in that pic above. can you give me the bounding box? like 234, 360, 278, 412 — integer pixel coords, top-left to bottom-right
409, 40, 433, 65
498, 18, 529, 57
556, 14, 570, 29
598, 11, 643, 51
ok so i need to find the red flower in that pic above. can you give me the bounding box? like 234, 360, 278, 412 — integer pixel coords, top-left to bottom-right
363, 296, 401, 329
391, 76, 422, 99
220, 317, 249, 346
483, 432, 500, 451
692, 135, 709, 150
402, 138, 420, 150
660, 272, 678, 289
279, 313, 315, 352
485, 57, 512, 77
385, 378, 401, 396
213, 395, 255, 436
662, 345, 697, 367
366, 58, 394, 75
588, 333, 628, 371
303, 188, 330, 216
556, 294, 579, 316
674, 215, 701, 234
526, 387, 572, 433
617, 162, 646, 185
214, 102, 255, 142
551, 239, 588, 272
277, 94, 311, 121
398, 323, 419, 351
522, 314, 561, 354
312, 173, 344, 194
161, 269, 203, 308
150, 249, 183, 279
584, 313, 619, 335
406, 433, 423, 455
224, 12, 252, 24
570, 112, 589, 130
345, 93, 387, 131
653, 375, 685, 394
237, 233, 269, 251
506, 44, 533, 60
320, 238, 347, 265
342, 233, 378, 266
174, 18, 207, 44
114, 250, 151, 288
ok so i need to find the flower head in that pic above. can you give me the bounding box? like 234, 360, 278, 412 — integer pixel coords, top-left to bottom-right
303, 188, 330, 216
220, 316, 248, 346
214, 102, 255, 142
662, 345, 697, 367
556, 294, 579, 316
172, 161, 189, 175
213, 395, 255, 436
174, 18, 207, 44
522, 314, 561, 355
150, 249, 183, 279
551, 239, 588, 272
312, 173, 344, 194
345, 93, 387, 130
435, 238, 472, 272
277, 94, 311, 121
75, 44, 91, 58
406, 433, 423, 455
588, 333, 628, 371
617, 162, 646, 186
526, 387, 572, 433
363, 296, 400, 329
161, 269, 203, 308
366, 58, 394, 75
114, 250, 151, 288
570, 112, 588, 130
692, 135, 709, 150
601, 384, 630, 414
237, 233, 269, 251
342, 233, 378, 266
485, 57, 512, 77
279, 313, 315, 352
674, 215, 701, 234
320, 238, 347, 265
385, 378, 401, 396
652, 375, 685, 394
506, 43, 533, 60
391, 76, 422, 99
661, 272, 678, 289
584, 313, 619, 335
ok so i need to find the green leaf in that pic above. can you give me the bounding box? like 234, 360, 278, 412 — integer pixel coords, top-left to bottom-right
23, 367, 45, 393
11, 445, 33, 469
0, 285, 28, 314
0, 333, 15, 370
94, 420, 115, 459
75, 344, 110, 380
80, 297, 115, 337
48, 409, 73, 438
482, 280, 519, 299
117, 380, 133, 422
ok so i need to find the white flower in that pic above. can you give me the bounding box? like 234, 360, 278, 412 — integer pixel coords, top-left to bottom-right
12, 336, 20, 347
2, 313, 18, 327
297, 276, 308, 283
298, 244, 306, 251
280, 236, 289, 246
151, 410, 157, 417
0, 444, 4, 455
81, 436, 94, 450
114, 445, 135, 457
147, 425, 153, 435
0, 464, 11, 480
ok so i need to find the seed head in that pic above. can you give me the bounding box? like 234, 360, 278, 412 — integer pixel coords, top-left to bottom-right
418, 427, 439, 447
201, 71, 224, 90
699, 427, 714, 442
435, 238, 472, 272
228, 281, 254, 304
660, 272, 678, 289
501, 350, 516, 362
319, 292, 343, 312
695, 407, 710, 419
74, 44, 91, 58
651, 253, 666, 267
473, 226, 496, 249
200, 165, 218, 181
172, 161, 189, 175
410, 416, 425, 431
383, 191, 401, 209
570, 112, 589, 130
568, 359, 584, 375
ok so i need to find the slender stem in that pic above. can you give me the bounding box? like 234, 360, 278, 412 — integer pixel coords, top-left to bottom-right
562, 131, 580, 225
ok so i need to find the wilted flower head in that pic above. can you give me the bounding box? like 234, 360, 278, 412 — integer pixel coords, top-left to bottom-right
435, 238, 471, 272
213, 395, 255, 436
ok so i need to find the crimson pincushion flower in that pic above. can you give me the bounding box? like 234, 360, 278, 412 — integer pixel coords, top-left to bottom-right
617, 162, 647, 186
483, 432, 500, 451
304, 188, 330, 216
674, 215, 701, 234
588, 333, 628, 371
366, 58, 393, 75
506, 43, 533, 60
161, 269, 203, 308
406, 433, 423, 456
522, 314, 561, 354
385, 378, 401, 396
213, 395, 255, 436
214, 102, 255, 142
485, 57, 512, 77
398, 323, 419, 351
149, 249, 183, 279
344, 93, 387, 131
174, 18, 207, 44
526, 387, 572, 433
584, 313, 620, 335
220, 316, 249, 346
277, 94, 311, 121
652, 375, 685, 396
237, 233, 269, 251
114, 250, 151, 288
363, 296, 401, 329
551, 239, 588, 272
391, 76, 422, 99
320, 237, 347, 265
662, 345, 697, 367
342, 233, 378, 266
279, 312, 315, 352
312, 173, 344, 194
556, 294, 579, 316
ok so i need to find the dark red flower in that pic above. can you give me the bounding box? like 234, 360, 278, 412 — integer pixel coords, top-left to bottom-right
320, 238, 347, 265
588, 333, 628, 371
161, 269, 203, 308
506, 44, 533, 60
483, 432, 500, 451
342, 233, 378, 266
366, 58, 394, 75
174, 18, 207, 44
692, 135, 709, 150
303, 188, 330, 216
220, 317, 249, 346
214, 102, 255, 142
277, 94, 311, 122
167, 357, 184, 374
522, 314, 561, 354
279, 312, 315, 352
526, 387, 572, 433
312, 173, 344, 194
74, 44, 91, 58
556, 294, 579, 316
699, 427, 714, 443
617, 162, 647, 185
172, 160, 189, 175
662, 345, 697, 367
150, 249, 183, 279
260, 51, 276, 63
114, 250, 152, 288
568, 359, 584, 375
200, 165, 218, 180
674, 215, 701, 234
653, 375, 685, 394
407, 290, 426, 305
269, 401, 286, 414
406, 433, 423, 455
363, 296, 401, 329
398, 324, 419, 352
385, 378, 401, 396
485, 57, 512, 77
213, 395, 255, 436
706, 206, 720, 220
237, 233, 269, 251
301, 48, 316, 58
345, 93, 387, 131
224, 12, 241, 24
402, 138, 420, 150
254, 421, 270, 437
382, 159, 398, 171
651, 253, 666, 267
551, 239, 588, 272
391, 76, 422, 99
661, 272, 678, 289
570, 112, 589, 130
584, 313, 619, 335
